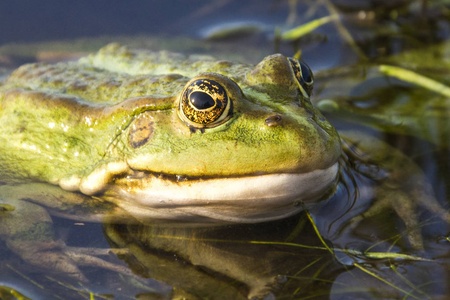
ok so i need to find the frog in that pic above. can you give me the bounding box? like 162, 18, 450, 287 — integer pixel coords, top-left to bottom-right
0, 43, 446, 283
0, 42, 341, 219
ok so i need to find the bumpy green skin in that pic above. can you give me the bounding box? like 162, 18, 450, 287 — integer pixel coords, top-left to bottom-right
0, 43, 340, 186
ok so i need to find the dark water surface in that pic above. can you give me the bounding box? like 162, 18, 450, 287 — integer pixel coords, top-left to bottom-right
0, 0, 449, 299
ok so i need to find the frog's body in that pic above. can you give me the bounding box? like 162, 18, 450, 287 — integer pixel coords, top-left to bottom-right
0, 43, 340, 223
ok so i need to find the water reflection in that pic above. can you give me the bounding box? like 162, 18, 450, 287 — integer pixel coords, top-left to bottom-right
104, 218, 339, 299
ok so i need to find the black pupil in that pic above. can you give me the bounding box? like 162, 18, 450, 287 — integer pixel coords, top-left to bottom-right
300, 62, 312, 83
190, 92, 215, 109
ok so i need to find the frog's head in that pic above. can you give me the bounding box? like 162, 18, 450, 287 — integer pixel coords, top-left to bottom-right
100, 52, 341, 223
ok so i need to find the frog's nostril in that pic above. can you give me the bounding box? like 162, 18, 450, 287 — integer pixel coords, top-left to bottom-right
265, 114, 283, 127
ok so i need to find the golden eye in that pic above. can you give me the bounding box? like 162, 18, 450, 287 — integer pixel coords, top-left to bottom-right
178, 78, 232, 128
288, 57, 314, 98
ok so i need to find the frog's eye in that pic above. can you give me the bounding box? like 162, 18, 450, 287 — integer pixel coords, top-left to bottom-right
288, 57, 314, 99
178, 78, 232, 128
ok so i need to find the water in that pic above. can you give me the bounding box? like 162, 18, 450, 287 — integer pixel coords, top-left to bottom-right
0, 0, 449, 299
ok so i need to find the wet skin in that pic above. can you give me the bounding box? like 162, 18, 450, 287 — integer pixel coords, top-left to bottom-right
0, 43, 340, 223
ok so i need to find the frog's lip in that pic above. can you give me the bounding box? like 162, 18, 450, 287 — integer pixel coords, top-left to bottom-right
107, 162, 339, 223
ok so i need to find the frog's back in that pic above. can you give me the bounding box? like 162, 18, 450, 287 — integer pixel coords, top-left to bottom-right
1, 43, 250, 105
81, 43, 249, 78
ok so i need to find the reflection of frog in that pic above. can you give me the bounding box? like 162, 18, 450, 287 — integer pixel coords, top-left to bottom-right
103, 219, 338, 300
0, 44, 447, 282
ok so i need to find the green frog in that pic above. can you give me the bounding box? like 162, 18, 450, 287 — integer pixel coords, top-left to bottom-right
0, 43, 340, 221
0, 44, 446, 282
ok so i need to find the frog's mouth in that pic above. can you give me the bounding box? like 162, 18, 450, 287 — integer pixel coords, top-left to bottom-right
104, 162, 339, 223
